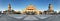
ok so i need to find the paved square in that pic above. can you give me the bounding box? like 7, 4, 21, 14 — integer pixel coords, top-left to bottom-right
0, 14, 60, 21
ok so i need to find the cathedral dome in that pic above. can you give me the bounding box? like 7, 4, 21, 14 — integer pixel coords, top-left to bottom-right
26, 4, 35, 10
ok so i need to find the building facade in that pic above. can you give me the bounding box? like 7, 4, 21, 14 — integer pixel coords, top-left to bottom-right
21, 4, 41, 15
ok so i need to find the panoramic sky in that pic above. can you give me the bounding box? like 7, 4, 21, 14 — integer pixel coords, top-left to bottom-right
0, 0, 60, 12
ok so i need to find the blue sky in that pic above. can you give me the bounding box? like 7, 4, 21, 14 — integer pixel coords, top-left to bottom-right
0, 0, 60, 11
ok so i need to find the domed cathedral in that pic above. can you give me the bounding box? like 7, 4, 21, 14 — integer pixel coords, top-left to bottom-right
22, 4, 41, 15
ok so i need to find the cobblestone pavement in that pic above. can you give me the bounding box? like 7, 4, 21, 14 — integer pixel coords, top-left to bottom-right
0, 14, 60, 21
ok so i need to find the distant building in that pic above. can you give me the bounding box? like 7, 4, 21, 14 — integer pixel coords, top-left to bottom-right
3, 11, 7, 14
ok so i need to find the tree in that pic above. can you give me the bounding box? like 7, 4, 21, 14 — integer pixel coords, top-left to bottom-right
0, 11, 1, 14
54, 11, 57, 14
58, 11, 60, 14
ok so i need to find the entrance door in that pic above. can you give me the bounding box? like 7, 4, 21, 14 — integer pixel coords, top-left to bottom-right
25, 11, 36, 15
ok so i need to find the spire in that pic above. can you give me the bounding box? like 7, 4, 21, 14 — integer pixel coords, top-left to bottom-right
8, 3, 11, 7
8, 3, 11, 11
49, 4, 52, 9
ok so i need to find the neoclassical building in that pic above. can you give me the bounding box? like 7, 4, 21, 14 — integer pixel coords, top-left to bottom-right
21, 4, 41, 15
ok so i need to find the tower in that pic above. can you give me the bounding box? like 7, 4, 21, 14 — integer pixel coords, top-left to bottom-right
48, 4, 52, 12
8, 4, 11, 11
48, 4, 53, 14
7, 3, 11, 14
